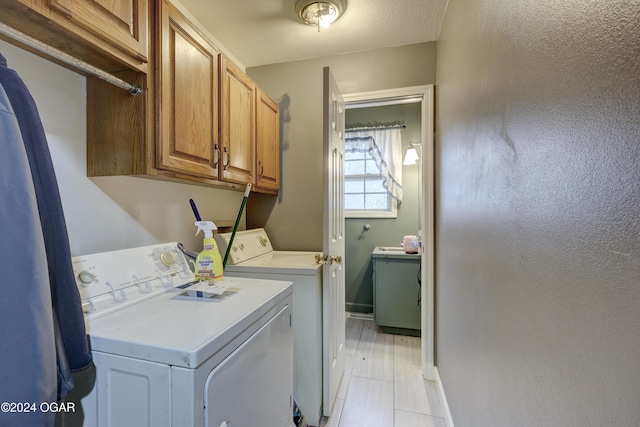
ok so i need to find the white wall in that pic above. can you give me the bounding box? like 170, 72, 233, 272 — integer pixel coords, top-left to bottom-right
1, 39, 246, 256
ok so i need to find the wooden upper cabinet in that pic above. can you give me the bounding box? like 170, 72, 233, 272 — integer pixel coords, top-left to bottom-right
220, 55, 256, 185
69, 0, 280, 192
49, 0, 148, 63
0, 0, 148, 72
256, 88, 280, 192
157, 0, 219, 180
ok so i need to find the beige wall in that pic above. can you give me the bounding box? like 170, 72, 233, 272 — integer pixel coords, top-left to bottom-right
436, 1, 640, 426
0, 39, 246, 256
247, 42, 436, 251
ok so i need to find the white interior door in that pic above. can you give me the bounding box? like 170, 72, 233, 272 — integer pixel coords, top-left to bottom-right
322, 66, 346, 417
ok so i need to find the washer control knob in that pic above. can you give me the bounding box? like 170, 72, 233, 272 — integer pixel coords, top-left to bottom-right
232, 245, 238, 252
160, 251, 176, 267
78, 270, 96, 284
259, 237, 268, 247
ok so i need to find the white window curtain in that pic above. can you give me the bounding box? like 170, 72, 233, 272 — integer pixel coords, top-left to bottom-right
345, 128, 403, 203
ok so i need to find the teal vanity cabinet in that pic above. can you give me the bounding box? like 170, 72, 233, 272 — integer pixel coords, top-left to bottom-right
372, 247, 421, 336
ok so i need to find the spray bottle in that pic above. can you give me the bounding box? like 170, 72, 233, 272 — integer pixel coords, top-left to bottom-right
194, 221, 224, 282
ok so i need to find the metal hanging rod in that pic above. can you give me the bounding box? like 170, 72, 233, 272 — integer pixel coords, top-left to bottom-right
0, 22, 142, 96
346, 124, 406, 132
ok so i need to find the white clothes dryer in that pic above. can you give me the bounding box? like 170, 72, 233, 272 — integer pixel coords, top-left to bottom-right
216, 229, 325, 426
72, 243, 294, 427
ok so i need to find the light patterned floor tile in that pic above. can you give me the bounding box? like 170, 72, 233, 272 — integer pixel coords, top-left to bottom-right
337, 352, 354, 400
394, 409, 447, 427
393, 335, 445, 417
338, 376, 394, 427
338, 317, 365, 399
319, 398, 344, 427
351, 321, 394, 381
421, 380, 446, 419
324, 316, 448, 427
345, 317, 366, 355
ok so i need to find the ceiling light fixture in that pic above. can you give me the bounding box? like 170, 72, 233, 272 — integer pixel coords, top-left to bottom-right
296, 0, 346, 31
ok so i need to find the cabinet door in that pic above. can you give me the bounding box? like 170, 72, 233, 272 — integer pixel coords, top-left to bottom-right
49, 0, 148, 62
256, 89, 280, 192
158, 0, 219, 179
374, 258, 421, 331
220, 56, 256, 185
1, 0, 148, 71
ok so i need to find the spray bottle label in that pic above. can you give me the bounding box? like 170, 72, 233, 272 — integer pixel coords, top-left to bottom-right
195, 256, 220, 278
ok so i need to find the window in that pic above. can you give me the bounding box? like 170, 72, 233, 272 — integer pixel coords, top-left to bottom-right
344, 128, 403, 218
344, 148, 398, 218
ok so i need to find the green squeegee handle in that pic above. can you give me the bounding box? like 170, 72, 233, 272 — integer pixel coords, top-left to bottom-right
223, 183, 252, 268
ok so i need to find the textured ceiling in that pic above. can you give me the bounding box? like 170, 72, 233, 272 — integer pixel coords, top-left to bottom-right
177, 0, 449, 68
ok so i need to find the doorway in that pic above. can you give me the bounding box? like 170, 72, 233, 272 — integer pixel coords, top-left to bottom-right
342, 85, 435, 379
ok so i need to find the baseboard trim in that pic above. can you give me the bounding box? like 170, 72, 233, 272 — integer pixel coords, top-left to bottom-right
434, 367, 454, 427
346, 311, 374, 320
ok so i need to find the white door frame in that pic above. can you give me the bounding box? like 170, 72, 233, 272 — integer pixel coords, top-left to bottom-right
343, 85, 435, 380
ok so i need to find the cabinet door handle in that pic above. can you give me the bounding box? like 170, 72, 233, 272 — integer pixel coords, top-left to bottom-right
258, 160, 264, 178
224, 147, 230, 170
214, 144, 220, 168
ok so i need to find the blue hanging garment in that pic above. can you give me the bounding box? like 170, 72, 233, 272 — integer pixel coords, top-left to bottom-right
0, 53, 92, 399
0, 80, 57, 427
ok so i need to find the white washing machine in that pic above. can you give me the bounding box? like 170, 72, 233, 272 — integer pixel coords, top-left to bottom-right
216, 228, 325, 426
72, 242, 294, 427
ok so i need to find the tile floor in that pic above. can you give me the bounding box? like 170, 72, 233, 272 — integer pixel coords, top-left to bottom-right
319, 313, 448, 427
